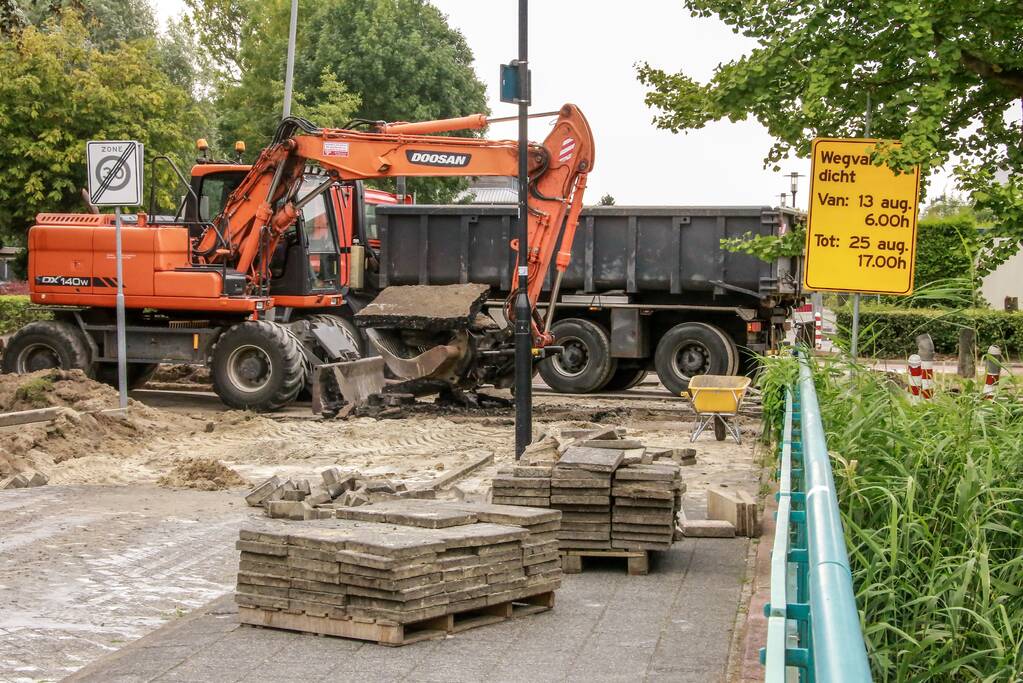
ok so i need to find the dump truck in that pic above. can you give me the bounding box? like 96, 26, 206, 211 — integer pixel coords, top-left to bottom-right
370, 203, 803, 395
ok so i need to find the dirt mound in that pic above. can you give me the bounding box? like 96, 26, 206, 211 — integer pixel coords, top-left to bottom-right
0, 368, 122, 413
157, 457, 248, 491
0, 369, 204, 483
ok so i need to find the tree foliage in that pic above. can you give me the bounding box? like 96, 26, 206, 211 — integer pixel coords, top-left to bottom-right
639, 1, 1023, 256
187, 0, 488, 201
0, 12, 204, 243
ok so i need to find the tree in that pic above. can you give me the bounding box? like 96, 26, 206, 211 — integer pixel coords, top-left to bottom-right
13, 0, 157, 47
187, 0, 487, 201
0, 13, 204, 244
598, 193, 616, 206
638, 1, 1023, 268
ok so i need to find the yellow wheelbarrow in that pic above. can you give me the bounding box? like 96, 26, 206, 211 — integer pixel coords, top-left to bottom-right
682, 375, 751, 444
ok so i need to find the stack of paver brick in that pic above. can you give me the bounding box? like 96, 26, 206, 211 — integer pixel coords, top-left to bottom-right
550, 445, 623, 550
491, 463, 553, 507
610, 463, 684, 550
234, 499, 561, 640
491, 428, 686, 555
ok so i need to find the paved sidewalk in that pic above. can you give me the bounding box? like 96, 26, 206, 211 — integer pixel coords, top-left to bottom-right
67, 537, 749, 683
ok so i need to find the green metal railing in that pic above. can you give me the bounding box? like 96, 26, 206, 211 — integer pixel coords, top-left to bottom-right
761, 354, 872, 682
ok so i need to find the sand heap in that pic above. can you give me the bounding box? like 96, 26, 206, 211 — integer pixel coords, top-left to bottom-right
157, 456, 248, 491
0, 369, 190, 482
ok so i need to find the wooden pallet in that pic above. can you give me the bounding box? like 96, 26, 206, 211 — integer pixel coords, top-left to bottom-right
560, 549, 650, 575
238, 591, 555, 646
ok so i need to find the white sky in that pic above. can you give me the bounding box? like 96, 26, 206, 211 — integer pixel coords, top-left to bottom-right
154, 0, 958, 209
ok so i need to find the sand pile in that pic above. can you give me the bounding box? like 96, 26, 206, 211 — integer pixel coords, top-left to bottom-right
0, 369, 200, 483
158, 456, 248, 490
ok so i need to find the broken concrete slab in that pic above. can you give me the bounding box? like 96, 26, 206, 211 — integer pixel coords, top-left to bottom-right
245, 476, 283, 507
680, 519, 736, 538
354, 283, 490, 332
557, 446, 625, 473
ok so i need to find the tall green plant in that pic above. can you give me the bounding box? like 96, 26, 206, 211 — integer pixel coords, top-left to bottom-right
800, 356, 1023, 680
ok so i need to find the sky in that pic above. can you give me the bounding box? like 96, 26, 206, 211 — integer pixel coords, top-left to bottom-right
154, 0, 958, 209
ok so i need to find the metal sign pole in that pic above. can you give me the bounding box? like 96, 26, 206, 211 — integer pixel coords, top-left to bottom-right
113, 206, 128, 410
513, 0, 531, 459
282, 0, 299, 118
850, 96, 872, 362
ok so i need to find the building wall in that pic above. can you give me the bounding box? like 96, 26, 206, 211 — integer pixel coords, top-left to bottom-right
981, 242, 1023, 309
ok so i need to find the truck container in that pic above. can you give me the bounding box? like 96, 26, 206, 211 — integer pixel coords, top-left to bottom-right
371, 204, 803, 394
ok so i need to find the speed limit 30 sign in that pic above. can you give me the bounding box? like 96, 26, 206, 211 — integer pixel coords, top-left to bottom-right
86, 140, 144, 207
803, 138, 921, 295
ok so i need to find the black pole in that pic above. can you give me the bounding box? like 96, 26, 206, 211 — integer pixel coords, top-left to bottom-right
513, 0, 531, 459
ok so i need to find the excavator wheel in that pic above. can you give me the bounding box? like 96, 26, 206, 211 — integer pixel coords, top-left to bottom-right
211, 320, 306, 412
1, 320, 93, 375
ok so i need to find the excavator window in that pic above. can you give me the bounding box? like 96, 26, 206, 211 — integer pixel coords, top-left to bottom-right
298, 178, 340, 291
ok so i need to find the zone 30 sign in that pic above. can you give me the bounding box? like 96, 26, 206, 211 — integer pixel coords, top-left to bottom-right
86, 140, 144, 207
803, 138, 921, 295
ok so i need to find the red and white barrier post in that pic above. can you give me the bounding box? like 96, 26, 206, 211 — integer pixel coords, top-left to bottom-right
916, 333, 935, 400
983, 345, 1002, 399
814, 309, 823, 350
907, 354, 922, 402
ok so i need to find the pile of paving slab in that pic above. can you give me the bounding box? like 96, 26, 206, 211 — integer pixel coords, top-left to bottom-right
491, 428, 688, 552
244, 467, 430, 521
234, 499, 562, 632
0, 470, 48, 490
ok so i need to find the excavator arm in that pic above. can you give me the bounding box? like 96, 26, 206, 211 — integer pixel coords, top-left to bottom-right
198, 104, 594, 340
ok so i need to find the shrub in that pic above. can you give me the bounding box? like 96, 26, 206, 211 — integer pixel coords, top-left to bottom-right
835, 306, 1023, 358
0, 295, 51, 335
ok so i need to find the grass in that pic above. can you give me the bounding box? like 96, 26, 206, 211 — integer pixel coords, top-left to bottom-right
759, 352, 1023, 682
14, 374, 56, 408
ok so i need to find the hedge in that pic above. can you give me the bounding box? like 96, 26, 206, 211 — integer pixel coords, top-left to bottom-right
0, 295, 50, 335
835, 306, 1023, 359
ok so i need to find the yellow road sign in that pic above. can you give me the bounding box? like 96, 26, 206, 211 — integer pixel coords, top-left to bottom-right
803, 138, 921, 295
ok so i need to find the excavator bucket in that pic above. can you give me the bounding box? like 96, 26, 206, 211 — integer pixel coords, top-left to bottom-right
310, 357, 386, 416
353, 284, 490, 392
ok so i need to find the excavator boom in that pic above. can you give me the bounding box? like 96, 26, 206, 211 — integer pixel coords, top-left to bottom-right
198, 104, 595, 341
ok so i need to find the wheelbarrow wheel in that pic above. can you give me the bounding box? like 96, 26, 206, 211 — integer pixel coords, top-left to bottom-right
714, 416, 727, 441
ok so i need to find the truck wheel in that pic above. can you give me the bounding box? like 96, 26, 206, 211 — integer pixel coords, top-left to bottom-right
1, 320, 92, 375
654, 322, 735, 396
537, 318, 616, 393
94, 363, 159, 389
211, 320, 306, 411
704, 322, 739, 376
601, 365, 648, 392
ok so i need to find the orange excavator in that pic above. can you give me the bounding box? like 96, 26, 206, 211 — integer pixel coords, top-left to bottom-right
3, 105, 594, 411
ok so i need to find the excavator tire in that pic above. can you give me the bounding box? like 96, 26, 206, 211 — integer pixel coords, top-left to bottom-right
211, 320, 306, 412
537, 318, 617, 394
94, 363, 159, 390
1, 320, 93, 375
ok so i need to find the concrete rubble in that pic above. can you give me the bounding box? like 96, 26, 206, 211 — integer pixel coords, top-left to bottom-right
492, 428, 686, 553
234, 499, 562, 630
0, 469, 48, 489
243, 467, 423, 521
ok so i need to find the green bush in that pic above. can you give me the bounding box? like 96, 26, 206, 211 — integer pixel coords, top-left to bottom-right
835, 305, 1023, 358
0, 295, 51, 335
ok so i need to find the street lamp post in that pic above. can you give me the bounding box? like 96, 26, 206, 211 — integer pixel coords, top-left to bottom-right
513, 0, 532, 459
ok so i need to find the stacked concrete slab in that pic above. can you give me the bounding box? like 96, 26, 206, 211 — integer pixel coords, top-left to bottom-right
234, 500, 561, 638
491, 428, 686, 556
491, 464, 553, 507
611, 463, 684, 550
551, 446, 622, 551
